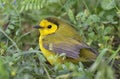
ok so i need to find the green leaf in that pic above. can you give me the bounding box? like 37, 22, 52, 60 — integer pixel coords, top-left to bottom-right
101, 0, 116, 10
8, 25, 14, 30
5, 29, 11, 34
68, 9, 76, 24
87, 14, 100, 25
0, 58, 9, 79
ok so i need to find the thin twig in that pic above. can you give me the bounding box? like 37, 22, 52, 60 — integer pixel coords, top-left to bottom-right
42, 64, 52, 79
0, 28, 20, 51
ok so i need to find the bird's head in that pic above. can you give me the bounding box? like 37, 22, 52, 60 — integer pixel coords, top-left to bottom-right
34, 17, 59, 36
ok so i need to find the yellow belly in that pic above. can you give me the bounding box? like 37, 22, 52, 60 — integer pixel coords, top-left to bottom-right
39, 36, 63, 65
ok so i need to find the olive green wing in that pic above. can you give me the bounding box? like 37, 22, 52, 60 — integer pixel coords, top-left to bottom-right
43, 38, 97, 59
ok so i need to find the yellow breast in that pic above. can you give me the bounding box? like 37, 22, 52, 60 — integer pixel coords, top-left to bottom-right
39, 36, 63, 65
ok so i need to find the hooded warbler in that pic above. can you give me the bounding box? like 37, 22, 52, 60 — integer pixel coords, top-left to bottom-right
34, 17, 98, 65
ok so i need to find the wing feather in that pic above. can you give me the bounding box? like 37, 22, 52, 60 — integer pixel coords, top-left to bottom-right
43, 38, 97, 59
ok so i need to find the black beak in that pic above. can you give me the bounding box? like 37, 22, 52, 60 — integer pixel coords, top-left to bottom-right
33, 25, 42, 29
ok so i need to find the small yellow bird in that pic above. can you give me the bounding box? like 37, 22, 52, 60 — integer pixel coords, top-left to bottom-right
34, 17, 98, 65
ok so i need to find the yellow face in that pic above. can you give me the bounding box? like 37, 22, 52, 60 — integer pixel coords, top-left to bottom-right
39, 20, 58, 36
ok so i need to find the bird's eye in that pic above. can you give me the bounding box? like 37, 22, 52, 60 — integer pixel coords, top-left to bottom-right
47, 25, 52, 29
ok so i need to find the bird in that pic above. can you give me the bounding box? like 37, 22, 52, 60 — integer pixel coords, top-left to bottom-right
34, 17, 98, 65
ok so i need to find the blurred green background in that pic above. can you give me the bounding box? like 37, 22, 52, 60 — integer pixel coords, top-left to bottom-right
0, 0, 120, 79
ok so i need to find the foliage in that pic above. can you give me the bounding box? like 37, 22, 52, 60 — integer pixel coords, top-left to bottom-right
0, 0, 120, 79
